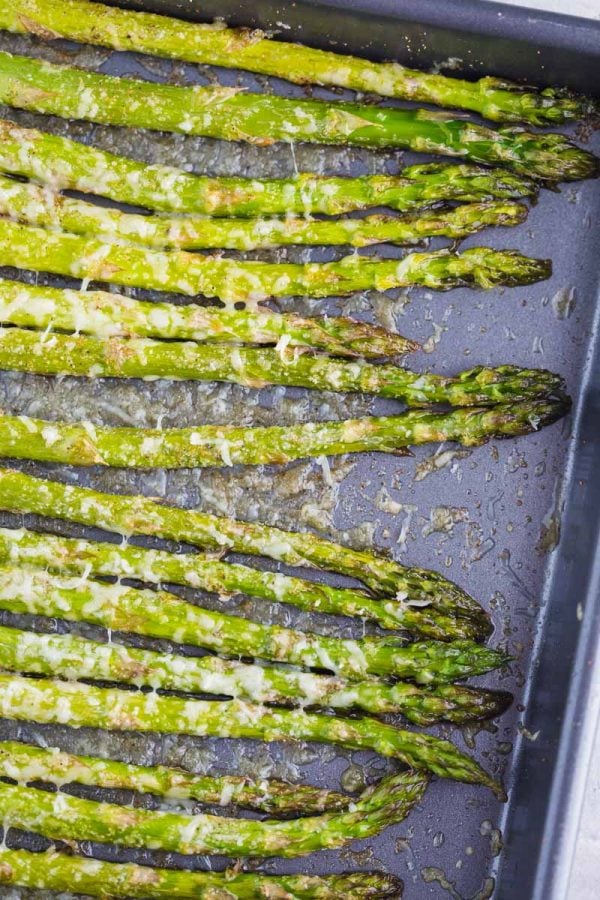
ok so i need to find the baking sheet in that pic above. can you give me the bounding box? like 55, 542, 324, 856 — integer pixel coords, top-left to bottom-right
0, 8, 598, 898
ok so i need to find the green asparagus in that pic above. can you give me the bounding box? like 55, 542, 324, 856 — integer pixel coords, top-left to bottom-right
0, 770, 427, 857
0, 487, 474, 640
0, 500, 478, 639
0, 172, 528, 249
0, 468, 487, 620
0, 327, 563, 405
0, 278, 418, 359
0, 52, 596, 179
0, 740, 349, 815
0, 624, 511, 722
2, 0, 590, 127
0, 119, 539, 216
0, 847, 403, 898
0, 219, 551, 301
0, 674, 505, 796
0, 401, 568, 470
0, 553, 499, 673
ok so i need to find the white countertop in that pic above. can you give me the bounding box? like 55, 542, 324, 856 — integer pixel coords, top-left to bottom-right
490, 0, 599, 19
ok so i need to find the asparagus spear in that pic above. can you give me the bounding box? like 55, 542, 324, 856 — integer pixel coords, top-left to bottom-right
0, 119, 539, 216
0, 769, 428, 858
0, 401, 568, 470
0, 498, 464, 641
0, 674, 505, 796
0, 172, 528, 249
0, 219, 551, 301
0, 847, 403, 898
0, 468, 487, 621
0, 624, 510, 723
0, 278, 417, 359
0, 553, 499, 673
0, 52, 596, 180
0, 739, 350, 815
0, 327, 563, 406
0, 522, 458, 643
2, 0, 590, 127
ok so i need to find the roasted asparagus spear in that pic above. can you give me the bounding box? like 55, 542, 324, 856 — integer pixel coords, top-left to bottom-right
1, 0, 589, 126
0, 52, 595, 179
0, 769, 428, 857
0, 674, 505, 796
0, 739, 349, 815
0, 219, 551, 301
0, 119, 539, 216
0, 402, 568, 469
0, 172, 528, 249
0, 624, 511, 723
0, 846, 402, 897
0, 328, 562, 404
0, 467, 499, 621
0, 278, 417, 358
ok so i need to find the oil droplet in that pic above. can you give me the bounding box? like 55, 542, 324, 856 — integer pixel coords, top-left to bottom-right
415, 448, 471, 482
422, 506, 469, 537
341, 762, 365, 793
480, 820, 504, 857
421, 868, 495, 900
551, 286, 576, 320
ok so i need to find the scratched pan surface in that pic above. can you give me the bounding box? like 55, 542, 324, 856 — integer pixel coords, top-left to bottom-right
0, 1, 599, 898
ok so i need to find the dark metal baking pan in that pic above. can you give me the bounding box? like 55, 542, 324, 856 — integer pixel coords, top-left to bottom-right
0, 1, 598, 897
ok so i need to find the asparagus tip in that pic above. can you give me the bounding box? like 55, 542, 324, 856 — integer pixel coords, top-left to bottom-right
558, 148, 599, 182
493, 781, 508, 802
501, 396, 572, 436
458, 247, 552, 288
473, 614, 494, 642
458, 397, 570, 448
490, 689, 515, 718
403, 337, 422, 354
458, 364, 567, 405
503, 128, 600, 182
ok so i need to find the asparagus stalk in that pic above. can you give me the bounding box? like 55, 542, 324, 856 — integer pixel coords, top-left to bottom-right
0, 278, 418, 359
0, 674, 505, 796
0, 119, 539, 216
2, 0, 590, 127
0, 219, 551, 301
0, 173, 528, 249
0, 497, 468, 641
0, 327, 563, 406
0, 553, 500, 674
0, 739, 349, 815
0, 847, 402, 899
0, 52, 596, 180
0, 468, 487, 621
0, 624, 511, 723
0, 770, 428, 858
0, 500, 478, 640
0, 401, 568, 470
